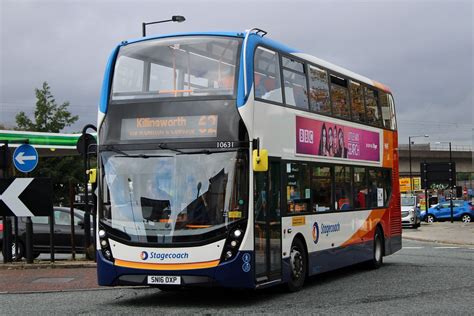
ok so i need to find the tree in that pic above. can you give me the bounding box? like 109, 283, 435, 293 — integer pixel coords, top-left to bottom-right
16, 81, 78, 132
15, 82, 82, 205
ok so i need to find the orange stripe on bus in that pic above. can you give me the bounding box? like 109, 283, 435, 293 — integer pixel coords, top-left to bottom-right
372, 80, 391, 93
114, 259, 220, 271
185, 224, 211, 229
341, 209, 386, 247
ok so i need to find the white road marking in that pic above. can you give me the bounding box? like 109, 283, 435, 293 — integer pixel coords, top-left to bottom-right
403, 246, 474, 250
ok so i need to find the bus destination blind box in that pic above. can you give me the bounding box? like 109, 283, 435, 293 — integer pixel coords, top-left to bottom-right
121, 115, 218, 141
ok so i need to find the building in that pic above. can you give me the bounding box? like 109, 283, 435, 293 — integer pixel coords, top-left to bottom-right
398, 142, 473, 195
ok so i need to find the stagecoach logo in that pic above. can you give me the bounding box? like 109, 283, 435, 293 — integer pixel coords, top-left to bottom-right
312, 222, 320, 244
321, 222, 341, 236
139, 251, 189, 261
140, 251, 149, 260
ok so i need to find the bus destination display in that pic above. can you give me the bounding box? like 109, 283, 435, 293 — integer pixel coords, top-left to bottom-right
121, 115, 218, 140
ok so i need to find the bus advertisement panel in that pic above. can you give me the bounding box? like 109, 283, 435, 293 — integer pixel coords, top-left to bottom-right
295, 116, 380, 162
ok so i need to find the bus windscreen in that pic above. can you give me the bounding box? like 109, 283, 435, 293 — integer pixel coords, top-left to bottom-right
111, 36, 241, 101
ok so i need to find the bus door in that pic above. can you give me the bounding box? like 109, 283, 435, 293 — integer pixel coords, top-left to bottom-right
254, 159, 282, 283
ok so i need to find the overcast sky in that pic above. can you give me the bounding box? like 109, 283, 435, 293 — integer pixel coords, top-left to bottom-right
1, 0, 472, 145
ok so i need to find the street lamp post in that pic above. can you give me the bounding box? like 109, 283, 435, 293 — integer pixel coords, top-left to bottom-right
408, 135, 429, 194
142, 16, 186, 37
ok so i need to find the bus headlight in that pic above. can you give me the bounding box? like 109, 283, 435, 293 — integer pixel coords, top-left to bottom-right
98, 225, 114, 262
221, 223, 247, 262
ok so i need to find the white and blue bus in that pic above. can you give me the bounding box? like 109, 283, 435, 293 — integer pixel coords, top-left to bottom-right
96, 29, 401, 291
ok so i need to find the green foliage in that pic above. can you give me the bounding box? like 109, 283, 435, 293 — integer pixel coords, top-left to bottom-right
33, 156, 84, 205
15, 81, 82, 205
15, 81, 78, 132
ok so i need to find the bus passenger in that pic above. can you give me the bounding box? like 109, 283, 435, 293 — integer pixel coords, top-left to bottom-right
356, 189, 367, 208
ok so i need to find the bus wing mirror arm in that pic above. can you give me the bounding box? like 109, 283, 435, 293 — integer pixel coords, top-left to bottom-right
253, 138, 268, 172
252, 138, 260, 156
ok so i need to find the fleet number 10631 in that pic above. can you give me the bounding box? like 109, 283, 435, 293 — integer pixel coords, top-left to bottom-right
216, 141, 235, 148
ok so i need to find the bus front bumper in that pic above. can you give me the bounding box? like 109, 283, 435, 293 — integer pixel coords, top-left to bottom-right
97, 250, 255, 289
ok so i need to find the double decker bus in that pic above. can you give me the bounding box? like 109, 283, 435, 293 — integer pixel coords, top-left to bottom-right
96, 28, 400, 291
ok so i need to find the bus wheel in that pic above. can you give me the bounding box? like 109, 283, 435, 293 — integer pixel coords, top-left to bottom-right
287, 238, 307, 292
367, 227, 384, 269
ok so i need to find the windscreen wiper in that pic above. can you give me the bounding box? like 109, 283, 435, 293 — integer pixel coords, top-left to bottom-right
157, 143, 184, 154
178, 148, 238, 155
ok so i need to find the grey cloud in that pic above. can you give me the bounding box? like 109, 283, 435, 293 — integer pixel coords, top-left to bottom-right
1, 0, 472, 144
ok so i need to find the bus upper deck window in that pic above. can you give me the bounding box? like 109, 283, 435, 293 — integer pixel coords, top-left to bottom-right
330, 75, 350, 119
364, 87, 382, 127
308, 66, 331, 115
350, 81, 365, 123
254, 47, 282, 103
282, 57, 308, 110
380, 92, 397, 130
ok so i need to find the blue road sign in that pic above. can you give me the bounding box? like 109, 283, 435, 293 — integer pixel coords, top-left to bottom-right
13, 144, 39, 173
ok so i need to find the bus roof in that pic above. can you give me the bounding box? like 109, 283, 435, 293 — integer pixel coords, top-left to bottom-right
120, 31, 392, 93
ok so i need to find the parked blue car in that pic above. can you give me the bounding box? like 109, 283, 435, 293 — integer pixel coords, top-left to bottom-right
420, 201, 473, 223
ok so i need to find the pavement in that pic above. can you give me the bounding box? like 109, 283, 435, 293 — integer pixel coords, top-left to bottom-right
0, 266, 99, 294
402, 221, 473, 245
0, 222, 471, 294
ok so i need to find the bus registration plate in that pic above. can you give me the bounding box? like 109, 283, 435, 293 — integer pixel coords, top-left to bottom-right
147, 276, 181, 285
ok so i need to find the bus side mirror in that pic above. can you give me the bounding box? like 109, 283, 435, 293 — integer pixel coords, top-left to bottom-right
253, 149, 268, 172
87, 168, 97, 184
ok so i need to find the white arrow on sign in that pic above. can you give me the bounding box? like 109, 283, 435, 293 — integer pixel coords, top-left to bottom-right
15, 151, 37, 165
0, 178, 35, 217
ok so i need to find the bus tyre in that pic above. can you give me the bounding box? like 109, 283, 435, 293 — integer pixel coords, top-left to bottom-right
367, 228, 384, 269
287, 238, 307, 292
